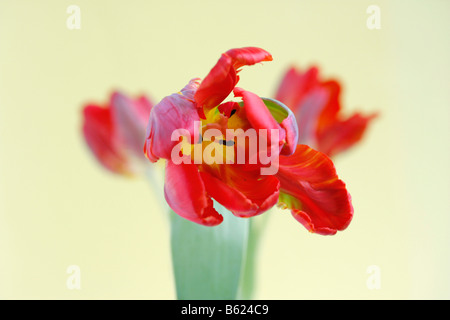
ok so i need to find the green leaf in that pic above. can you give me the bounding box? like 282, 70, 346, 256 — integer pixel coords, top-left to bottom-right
170, 202, 249, 300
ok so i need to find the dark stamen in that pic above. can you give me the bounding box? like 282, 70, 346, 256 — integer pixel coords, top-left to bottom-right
219, 139, 235, 146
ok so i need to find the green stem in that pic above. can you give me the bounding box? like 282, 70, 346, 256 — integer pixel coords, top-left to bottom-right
238, 213, 270, 300
170, 203, 250, 300
145, 165, 265, 300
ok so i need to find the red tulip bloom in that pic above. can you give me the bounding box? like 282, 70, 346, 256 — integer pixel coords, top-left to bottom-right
275, 66, 377, 157
145, 47, 353, 235
83, 91, 153, 175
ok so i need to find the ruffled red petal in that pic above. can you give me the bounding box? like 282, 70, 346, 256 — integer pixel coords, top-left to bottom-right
194, 54, 237, 113
260, 97, 299, 156
317, 112, 378, 157
110, 91, 152, 156
275, 66, 377, 157
316, 80, 341, 131
233, 88, 286, 158
294, 87, 329, 146
164, 161, 223, 226
275, 66, 319, 112
194, 47, 272, 113
144, 79, 201, 162
276, 145, 353, 235
200, 166, 279, 218
82, 105, 129, 174
225, 47, 272, 70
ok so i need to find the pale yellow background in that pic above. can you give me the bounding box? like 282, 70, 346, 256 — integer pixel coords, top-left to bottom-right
0, 0, 449, 299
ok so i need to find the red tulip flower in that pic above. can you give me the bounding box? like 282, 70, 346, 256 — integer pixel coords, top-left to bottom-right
144, 47, 353, 235
275, 66, 377, 157
83, 91, 153, 175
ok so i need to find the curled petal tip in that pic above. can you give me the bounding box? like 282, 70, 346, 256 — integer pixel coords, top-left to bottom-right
225, 47, 273, 68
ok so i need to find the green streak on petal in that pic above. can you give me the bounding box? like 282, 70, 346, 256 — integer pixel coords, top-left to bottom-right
261, 97, 292, 123
238, 97, 293, 123
278, 191, 303, 211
